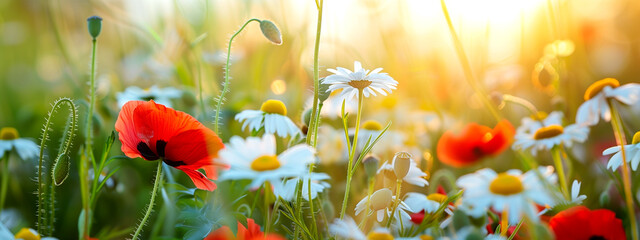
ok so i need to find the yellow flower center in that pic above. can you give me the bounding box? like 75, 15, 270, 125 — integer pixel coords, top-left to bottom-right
362, 120, 383, 131
489, 173, 524, 195
584, 78, 620, 101
633, 131, 640, 145
250, 155, 280, 171
367, 232, 394, 240
530, 111, 548, 121
348, 80, 372, 90
381, 97, 397, 109
533, 125, 564, 140
427, 193, 447, 203
419, 235, 434, 240
0, 127, 19, 140
260, 99, 287, 115
14, 228, 40, 240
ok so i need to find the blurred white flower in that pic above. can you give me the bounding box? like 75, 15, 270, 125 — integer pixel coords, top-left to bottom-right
116, 85, 181, 108
602, 131, 640, 171
354, 188, 412, 222
272, 172, 330, 201
377, 154, 428, 187
0, 127, 39, 160
576, 78, 640, 126
513, 111, 589, 154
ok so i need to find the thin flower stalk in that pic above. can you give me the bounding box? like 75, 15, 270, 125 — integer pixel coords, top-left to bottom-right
307, 0, 324, 148
386, 179, 403, 228
608, 100, 638, 240
339, 89, 364, 220
551, 146, 569, 199
0, 155, 8, 216
132, 161, 163, 240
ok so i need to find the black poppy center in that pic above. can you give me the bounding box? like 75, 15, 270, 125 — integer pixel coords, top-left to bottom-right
137, 140, 187, 167
589, 236, 606, 240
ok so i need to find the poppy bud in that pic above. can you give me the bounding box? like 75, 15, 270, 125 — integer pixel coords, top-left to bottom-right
363, 154, 380, 178
393, 151, 412, 180
52, 152, 70, 186
259, 20, 282, 45
370, 188, 392, 211
87, 16, 102, 40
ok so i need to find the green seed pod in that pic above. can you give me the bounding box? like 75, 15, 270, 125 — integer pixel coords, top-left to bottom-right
87, 16, 103, 39
259, 20, 282, 45
370, 188, 393, 211
363, 154, 380, 179
52, 152, 70, 186
301, 108, 312, 126
393, 151, 412, 180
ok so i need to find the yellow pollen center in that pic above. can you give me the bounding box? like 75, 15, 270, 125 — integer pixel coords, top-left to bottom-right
348, 80, 372, 90
419, 235, 434, 240
0, 127, 19, 140
633, 131, 640, 145
489, 173, 524, 195
250, 155, 280, 171
362, 120, 383, 131
584, 78, 620, 101
367, 232, 394, 240
427, 193, 448, 203
14, 228, 40, 240
381, 97, 397, 109
260, 99, 287, 115
533, 125, 564, 140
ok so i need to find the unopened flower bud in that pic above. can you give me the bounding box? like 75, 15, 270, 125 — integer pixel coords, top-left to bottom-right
370, 188, 393, 211
363, 154, 380, 178
301, 108, 312, 126
319, 78, 331, 103
259, 20, 282, 45
87, 16, 103, 39
393, 151, 412, 180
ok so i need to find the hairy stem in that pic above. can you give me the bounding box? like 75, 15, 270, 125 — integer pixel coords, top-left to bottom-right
213, 18, 260, 135
386, 179, 403, 228
551, 147, 569, 199
132, 161, 164, 240
307, 0, 324, 147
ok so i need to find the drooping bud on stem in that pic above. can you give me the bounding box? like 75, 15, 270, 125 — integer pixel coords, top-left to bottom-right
393, 151, 412, 180
363, 154, 380, 179
87, 16, 102, 40
370, 188, 393, 211
259, 20, 282, 45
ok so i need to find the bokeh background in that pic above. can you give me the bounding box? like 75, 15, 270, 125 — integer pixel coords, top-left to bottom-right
2, 0, 640, 238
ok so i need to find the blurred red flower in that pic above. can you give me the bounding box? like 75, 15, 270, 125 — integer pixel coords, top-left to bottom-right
115, 100, 225, 191
205, 218, 285, 240
549, 206, 626, 240
436, 120, 515, 167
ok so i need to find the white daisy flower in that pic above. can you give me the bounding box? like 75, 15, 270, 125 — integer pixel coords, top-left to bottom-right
513, 111, 589, 155
272, 172, 330, 201
316, 125, 349, 164
235, 99, 300, 138
0, 127, 39, 160
306, 90, 357, 118
324, 61, 398, 102
602, 131, 640, 171
328, 217, 366, 240
218, 134, 315, 189
456, 166, 557, 224
116, 85, 181, 108
550, 180, 587, 209
377, 153, 428, 187
576, 78, 640, 126
0, 222, 58, 240
355, 188, 412, 223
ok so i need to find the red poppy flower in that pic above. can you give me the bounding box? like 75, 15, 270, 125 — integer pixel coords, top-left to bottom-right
115, 100, 225, 191
549, 206, 626, 240
204, 218, 285, 240
436, 120, 515, 167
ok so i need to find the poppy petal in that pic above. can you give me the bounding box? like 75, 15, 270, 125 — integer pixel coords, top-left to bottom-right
177, 166, 217, 191
479, 120, 515, 155
115, 100, 146, 159
132, 100, 204, 153
163, 128, 224, 166
204, 226, 234, 240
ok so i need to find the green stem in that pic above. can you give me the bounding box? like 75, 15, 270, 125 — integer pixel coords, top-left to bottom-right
439, 0, 501, 122
132, 161, 164, 240
386, 179, 403, 228
81, 38, 98, 239
608, 101, 639, 240
264, 181, 272, 234
307, 0, 324, 147
358, 177, 375, 229
551, 146, 569, 199
0, 156, 8, 216
213, 18, 261, 135
339, 90, 364, 220
307, 165, 318, 238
